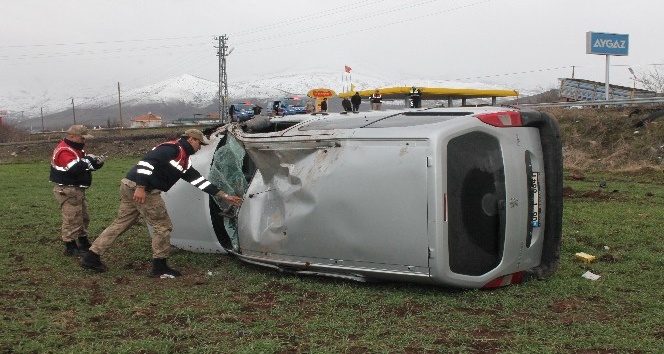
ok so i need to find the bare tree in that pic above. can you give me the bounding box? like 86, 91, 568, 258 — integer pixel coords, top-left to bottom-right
106, 118, 119, 128
635, 66, 664, 93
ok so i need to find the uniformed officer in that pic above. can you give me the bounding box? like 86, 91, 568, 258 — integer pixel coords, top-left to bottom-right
80, 129, 242, 277
370, 89, 382, 110
50, 125, 104, 257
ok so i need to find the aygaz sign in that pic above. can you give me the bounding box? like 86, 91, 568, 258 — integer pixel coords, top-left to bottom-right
586, 32, 629, 56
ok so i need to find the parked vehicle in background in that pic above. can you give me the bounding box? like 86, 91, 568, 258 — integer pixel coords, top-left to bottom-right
229, 102, 256, 122
271, 97, 307, 116
164, 107, 563, 289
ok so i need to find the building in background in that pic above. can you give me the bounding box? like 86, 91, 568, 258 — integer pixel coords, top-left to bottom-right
559, 78, 657, 101
130, 112, 163, 128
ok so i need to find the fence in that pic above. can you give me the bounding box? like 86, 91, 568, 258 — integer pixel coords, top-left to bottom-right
517, 97, 664, 109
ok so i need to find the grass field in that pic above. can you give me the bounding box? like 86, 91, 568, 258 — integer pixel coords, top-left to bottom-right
1, 156, 663, 353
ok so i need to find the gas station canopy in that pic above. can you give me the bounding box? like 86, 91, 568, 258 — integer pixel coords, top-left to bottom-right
337, 86, 519, 101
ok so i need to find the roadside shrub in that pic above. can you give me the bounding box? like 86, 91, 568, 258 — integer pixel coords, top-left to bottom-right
549, 107, 664, 171
0, 123, 29, 143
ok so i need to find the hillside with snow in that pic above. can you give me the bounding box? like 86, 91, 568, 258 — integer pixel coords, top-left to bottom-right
82, 72, 514, 110
3, 72, 519, 119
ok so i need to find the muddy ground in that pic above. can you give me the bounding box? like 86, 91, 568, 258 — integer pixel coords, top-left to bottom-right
0, 131, 176, 164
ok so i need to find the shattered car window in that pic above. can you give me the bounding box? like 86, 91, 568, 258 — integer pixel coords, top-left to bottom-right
208, 134, 248, 251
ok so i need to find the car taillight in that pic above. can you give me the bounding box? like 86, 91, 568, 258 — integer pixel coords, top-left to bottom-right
482, 271, 524, 288
475, 111, 522, 127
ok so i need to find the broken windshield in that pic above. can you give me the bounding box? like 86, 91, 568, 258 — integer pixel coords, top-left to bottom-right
208, 134, 249, 251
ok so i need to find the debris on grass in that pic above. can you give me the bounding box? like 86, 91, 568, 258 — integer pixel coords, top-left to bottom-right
575, 252, 596, 263
581, 271, 601, 281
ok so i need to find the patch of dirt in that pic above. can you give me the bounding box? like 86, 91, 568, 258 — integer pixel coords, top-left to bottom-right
654, 327, 664, 339
563, 186, 622, 200
382, 301, 427, 317
123, 260, 148, 272
243, 290, 278, 311
184, 276, 208, 286
549, 299, 577, 313
114, 276, 132, 285
87, 280, 105, 305
599, 254, 618, 263
0, 131, 176, 164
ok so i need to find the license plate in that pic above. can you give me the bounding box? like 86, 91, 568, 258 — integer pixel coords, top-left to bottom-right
531, 172, 541, 227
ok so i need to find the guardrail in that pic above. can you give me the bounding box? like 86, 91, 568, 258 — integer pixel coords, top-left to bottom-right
516, 97, 664, 109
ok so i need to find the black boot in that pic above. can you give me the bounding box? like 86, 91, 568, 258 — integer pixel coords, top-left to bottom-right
149, 258, 182, 278
77, 236, 91, 251
64, 241, 85, 257
80, 250, 108, 273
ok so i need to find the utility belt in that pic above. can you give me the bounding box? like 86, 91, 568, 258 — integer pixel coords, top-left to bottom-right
54, 184, 87, 189
121, 178, 162, 194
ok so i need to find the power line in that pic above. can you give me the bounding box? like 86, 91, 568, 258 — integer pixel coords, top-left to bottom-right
0, 0, 448, 61
0, 42, 208, 61
0, 0, 495, 94
0, 35, 211, 50
447, 66, 574, 81
230, 0, 393, 37
0, 0, 391, 55
233, 0, 495, 53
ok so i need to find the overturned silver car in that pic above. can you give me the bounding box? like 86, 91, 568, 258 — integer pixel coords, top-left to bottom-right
163, 107, 563, 288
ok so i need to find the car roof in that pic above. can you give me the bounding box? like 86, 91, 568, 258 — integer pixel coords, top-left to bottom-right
268, 106, 515, 130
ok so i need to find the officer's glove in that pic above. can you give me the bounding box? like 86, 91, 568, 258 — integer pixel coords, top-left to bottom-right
83, 155, 103, 169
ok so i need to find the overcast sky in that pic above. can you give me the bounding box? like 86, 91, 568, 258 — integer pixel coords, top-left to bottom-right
2, 0, 662, 104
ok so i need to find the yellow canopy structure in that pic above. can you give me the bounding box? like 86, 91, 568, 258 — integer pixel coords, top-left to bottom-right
338, 86, 519, 101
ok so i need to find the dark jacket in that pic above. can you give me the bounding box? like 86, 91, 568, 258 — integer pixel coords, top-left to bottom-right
342, 98, 352, 111
49, 138, 104, 188
126, 138, 220, 195
351, 93, 362, 106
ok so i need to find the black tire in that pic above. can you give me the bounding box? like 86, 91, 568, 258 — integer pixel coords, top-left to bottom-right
520, 111, 563, 280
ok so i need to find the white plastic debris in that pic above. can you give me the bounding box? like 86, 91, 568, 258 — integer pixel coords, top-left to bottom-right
581, 271, 601, 281
603, 245, 610, 251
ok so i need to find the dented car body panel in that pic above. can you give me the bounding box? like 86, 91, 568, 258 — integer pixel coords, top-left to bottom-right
165, 107, 563, 288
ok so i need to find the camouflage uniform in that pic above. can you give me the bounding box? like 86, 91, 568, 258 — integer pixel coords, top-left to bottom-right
82, 130, 236, 277
53, 185, 90, 243
90, 179, 173, 258
49, 125, 104, 255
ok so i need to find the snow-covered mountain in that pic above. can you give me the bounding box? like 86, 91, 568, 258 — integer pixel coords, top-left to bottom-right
80, 75, 218, 109
2, 72, 518, 121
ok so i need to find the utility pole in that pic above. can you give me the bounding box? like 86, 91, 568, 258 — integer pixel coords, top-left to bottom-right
41, 107, 44, 132
71, 98, 77, 125
628, 68, 637, 99
215, 35, 229, 123
118, 82, 124, 133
